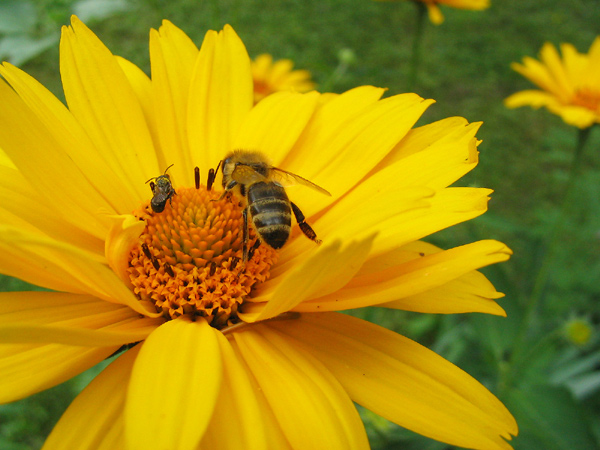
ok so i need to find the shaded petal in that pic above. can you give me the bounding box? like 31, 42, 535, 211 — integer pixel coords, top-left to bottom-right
105, 214, 147, 286
295, 240, 510, 313
125, 317, 223, 450
0, 342, 116, 403
234, 325, 369, 450
0, 62, 136, 215
0, 226, 156, 317
60, 16, 158, 200
42, 346, 139, 450
188, 25, 253, 171
240, 236, 375, 322
198, 332, 268, 450
234, 91, 320, 166
0, 291, 161, 345
0, 77, 113, 241
150, 20, 199, 185
0, 164, 104, 254
269, 313, 517, 450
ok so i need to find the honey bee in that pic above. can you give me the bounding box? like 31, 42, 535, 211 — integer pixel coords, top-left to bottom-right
217, 150, 331, 262
146, 164, 176, 213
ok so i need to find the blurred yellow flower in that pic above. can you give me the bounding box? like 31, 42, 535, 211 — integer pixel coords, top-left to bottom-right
252, 53, 315, 103
376, 0, 490, 24
564, 318, 593, 346
0, 17, 517, 450
505, 38, 600, 129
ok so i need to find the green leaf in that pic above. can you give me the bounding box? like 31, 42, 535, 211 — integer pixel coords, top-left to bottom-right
0, 0, 36, 34
506, 385, 597, 450
0, 34, 57, 66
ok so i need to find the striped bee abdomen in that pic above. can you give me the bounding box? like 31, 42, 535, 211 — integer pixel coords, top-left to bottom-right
247, 182, 292, 249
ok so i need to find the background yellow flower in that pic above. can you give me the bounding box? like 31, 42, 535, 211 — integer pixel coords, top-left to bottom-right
505, 37, 600, 129
251, 53, 316, 103
375, 0, 490, 24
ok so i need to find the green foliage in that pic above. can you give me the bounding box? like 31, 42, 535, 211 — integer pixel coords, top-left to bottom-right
1, 0, 600, 448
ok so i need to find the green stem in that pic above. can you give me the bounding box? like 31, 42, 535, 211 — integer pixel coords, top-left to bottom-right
407, 1, 427, 92
504, 126, 593, 387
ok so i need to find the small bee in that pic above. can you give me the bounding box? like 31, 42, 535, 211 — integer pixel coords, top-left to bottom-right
217, 150, 331, 262
146, 164, 176, 213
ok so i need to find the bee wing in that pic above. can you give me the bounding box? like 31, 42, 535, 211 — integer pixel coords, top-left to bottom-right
270, 168, 331, 196
231, 164, 268, 184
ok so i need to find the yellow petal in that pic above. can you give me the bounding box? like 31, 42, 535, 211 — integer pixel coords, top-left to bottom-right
380, 270, 507, 315
233, 91, 320, 166
297, 239, 511, 312
551, 104, 598, 129
369, 187, 492, 257
116, 56, 162, 159
0, 61, 137, 215
504, 89, 560, 109
125, 317, 223, 450
105, 214, 147, 286
234, 325, 370, 450
539, 42, 574, 97
150, 20, 199, 186
426, 3, 444, 25
281, 85, 386, 172
188, 25, 253, 171
0, 342, 116, 403
199, 332, 268, 450
60, 16, 158, 201
269, 313, 517, 450
0, 163, 104, 255
0, 291, 161, 345
0, 77, 113, 241
0, 226, 157, 317
228, 339, 295, 449
378, 120, 481, 189
43, 346, 140, 450
510, 57, 566, 101
291, 94, 435, 217
240, 236, 375, 322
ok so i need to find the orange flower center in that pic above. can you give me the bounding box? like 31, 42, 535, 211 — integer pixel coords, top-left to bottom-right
572, 87, 600, 112
126, 183, 277, 328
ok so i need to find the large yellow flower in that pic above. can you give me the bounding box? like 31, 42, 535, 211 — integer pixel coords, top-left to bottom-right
0, 17, 517, 450
505, 38, 600, 129
251, 53, 315, 103
376, 0, 490, 24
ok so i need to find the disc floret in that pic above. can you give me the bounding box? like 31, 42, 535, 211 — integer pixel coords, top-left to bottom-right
127, 184, 277, 328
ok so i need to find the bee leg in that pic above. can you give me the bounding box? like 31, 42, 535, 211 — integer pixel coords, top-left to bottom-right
242, 207, 249, 264
291, 202, 322, 245
211, 180, 237, 202
247, 239, 261, 261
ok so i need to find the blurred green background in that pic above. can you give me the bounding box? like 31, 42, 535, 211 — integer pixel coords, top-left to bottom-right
1, 0, 600, 449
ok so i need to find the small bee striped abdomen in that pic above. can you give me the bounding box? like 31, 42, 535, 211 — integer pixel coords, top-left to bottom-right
248, 182, 292, 249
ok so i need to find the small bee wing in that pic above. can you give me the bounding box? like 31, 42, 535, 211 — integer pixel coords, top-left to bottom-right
231, 164, 268, 184
270, 168, 332, 196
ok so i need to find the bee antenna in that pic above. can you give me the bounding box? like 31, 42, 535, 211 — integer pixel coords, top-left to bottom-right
164, 164, 175, 175
215, 159, 223, 174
